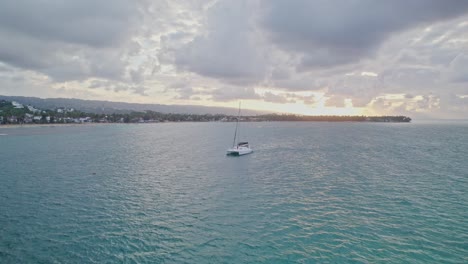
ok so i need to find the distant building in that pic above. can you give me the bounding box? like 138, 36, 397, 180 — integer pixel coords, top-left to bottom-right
23, 114, 33, 123
78, 117, 92, 123
7, 116, 18, 123
12, 101, 24, 109
27, 105, 40, 113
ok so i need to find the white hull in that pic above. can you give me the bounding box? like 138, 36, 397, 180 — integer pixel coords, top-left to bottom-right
226, 146, 253, 156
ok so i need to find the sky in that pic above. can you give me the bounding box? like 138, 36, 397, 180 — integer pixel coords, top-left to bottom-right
0, 0, 468, 118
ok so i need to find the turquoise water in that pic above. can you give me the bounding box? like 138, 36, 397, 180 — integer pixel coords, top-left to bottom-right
0, 122, 467, 263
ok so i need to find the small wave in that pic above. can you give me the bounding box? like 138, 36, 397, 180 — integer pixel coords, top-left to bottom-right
0, 134, 7, 136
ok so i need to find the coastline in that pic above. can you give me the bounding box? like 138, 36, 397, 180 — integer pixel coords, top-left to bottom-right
0, 123, 110, 129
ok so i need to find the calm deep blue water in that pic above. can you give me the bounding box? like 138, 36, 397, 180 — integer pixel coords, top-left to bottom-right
1, 122, 467, 263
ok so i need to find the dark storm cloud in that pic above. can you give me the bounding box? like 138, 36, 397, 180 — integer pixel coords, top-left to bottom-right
261, 0, 468, 69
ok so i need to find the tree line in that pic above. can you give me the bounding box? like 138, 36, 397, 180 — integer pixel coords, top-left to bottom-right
0, 100, 411, 124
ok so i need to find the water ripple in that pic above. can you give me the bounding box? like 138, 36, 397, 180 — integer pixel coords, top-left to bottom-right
1, 122, 467, 263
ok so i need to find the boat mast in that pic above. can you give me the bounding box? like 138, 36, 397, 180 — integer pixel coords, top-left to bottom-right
232, 101, 241, 147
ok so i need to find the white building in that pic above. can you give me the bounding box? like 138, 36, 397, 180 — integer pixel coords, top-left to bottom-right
27, 105, 40, 113
12, 101, 24, 109
79, 117, 92, 123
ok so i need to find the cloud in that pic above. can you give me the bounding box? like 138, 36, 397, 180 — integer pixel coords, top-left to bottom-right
446, 53, 468, 83
280, 93, 316, 105
164, 0, 468, 108
261, 0, 468, 70
323, 72, 384, 107
0, 0, 142, 82
361, 72, 378, 77
166, 80, 197, 100
271, 67, 292, 80
262, 92, 294, 104
173, 1, 268, 85
0, 0, 139, 47
318, 14, 468, 110
443, 94, 468, 113
325, 95, 346, 107
269, 73, 327, 91
0, 0, 467, 118
211, 86, 260, 102
87, 79, 148, 96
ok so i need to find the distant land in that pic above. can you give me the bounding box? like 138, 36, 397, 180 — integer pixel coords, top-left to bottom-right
0, 97, 411, 125
0, 95, 264, 115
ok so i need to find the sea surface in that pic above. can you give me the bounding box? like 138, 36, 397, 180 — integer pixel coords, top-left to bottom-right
0, 122, 467, 263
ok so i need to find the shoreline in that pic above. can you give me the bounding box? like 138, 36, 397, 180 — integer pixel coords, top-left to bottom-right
0, 120, 413, 129
0, 123, 110, 129
1, 120, 467, 130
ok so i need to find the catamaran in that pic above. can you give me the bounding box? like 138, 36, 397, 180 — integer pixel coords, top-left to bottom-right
226, 102, 253, 156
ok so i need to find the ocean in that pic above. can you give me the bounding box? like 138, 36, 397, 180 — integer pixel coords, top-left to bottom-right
0, 122, 467, 263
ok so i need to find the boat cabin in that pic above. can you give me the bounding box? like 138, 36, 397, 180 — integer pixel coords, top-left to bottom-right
237, 142, 249, 147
